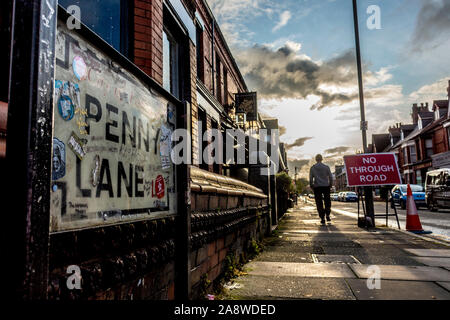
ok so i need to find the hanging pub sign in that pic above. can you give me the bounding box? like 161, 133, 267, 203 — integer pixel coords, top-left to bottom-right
235, 92, 257, 121
343, 153, 402, 187
50, 21, 177, 232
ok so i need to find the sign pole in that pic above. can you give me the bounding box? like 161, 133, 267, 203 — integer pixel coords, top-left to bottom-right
352, 0, 375, 225
4, 0, 57, 298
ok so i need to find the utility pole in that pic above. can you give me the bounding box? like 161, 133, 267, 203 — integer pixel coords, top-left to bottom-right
352, 0, 375, 224
295, 167, 298, 205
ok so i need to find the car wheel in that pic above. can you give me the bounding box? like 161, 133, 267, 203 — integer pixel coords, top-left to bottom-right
430, 201, 438, 212
400, 200, 406, 210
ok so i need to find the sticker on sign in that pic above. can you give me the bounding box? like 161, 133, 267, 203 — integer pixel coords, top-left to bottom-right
343, 153, 401, 187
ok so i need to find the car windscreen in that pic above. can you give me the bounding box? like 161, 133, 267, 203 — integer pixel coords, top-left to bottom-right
400, 185, 423, 192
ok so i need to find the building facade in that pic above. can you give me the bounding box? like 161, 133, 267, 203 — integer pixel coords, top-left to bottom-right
372, 82, 450, 187
1, 0, 286, 300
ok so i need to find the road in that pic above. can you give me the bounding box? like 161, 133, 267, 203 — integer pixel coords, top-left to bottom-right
304, 197, 450, 242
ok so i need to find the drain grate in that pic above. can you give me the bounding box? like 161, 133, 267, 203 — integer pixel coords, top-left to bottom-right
312, 254, 361, 264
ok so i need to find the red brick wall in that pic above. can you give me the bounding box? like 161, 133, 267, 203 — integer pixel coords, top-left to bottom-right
434, 127, 447, 154
134, 0, 163, 85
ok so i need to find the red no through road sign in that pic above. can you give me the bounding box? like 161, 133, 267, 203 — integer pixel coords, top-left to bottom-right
343, 153, 401, 187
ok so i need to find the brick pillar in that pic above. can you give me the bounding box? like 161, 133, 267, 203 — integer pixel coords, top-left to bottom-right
188, 41, 199, 166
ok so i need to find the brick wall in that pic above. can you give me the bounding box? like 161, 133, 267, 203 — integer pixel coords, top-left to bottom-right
134, 0, 163, 85
189, 190, 269, 298
47, 216, 177, 300
434, 127, 447, 154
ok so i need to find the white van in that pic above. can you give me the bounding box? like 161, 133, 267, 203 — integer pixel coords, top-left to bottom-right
425, 168, 450, 211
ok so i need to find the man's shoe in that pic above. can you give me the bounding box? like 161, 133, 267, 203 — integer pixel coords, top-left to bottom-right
320, 219, 325, 224
326, 216, 331, 222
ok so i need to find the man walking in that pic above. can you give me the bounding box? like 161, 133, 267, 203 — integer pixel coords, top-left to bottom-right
309, 154, 334, 224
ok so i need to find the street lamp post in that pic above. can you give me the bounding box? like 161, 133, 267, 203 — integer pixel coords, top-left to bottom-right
295, 167, 298, 205
352, 0, 375, 224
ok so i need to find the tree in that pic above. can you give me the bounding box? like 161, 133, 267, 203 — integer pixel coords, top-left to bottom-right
295, 178, 309, 194
276, 172, 293, 193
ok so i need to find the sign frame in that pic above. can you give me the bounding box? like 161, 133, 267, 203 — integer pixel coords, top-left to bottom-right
235, 92, 258, 121
343, 152, 402, 187
48, 7, 185, 232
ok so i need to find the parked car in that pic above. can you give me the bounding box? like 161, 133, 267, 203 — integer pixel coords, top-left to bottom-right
342, 191, 358, 202
425, 168, 450, 211
330, 193, 339, 201
391, 184, 426, 209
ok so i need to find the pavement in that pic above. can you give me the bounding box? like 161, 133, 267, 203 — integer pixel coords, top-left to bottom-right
221, 201, 450, 300
330, 199, 450, 242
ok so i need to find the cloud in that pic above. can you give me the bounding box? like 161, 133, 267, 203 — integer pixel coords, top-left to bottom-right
409, 77, 450, 103
410, 0, 450, 52
287, 158, 310, 175
286, 137, 313, 150
236, 44, 393, 110
272, 10, 291, 32
324, 146, 351, 155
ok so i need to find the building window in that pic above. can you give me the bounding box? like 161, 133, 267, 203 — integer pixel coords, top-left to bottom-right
163, 29, 180, 98
215, 54, 222, 103
416, 170, 423, 186
223, 68, 228, 106
425, 138, 433, 158
402, 147, 408, 164
211, 119, 220, 174
409, 145, 417, 163
196, 25, 204, 81
59, 0, 132, 57
198, 107, 208, 171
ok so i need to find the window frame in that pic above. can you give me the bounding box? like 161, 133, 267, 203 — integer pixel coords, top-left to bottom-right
163, 28, 180, 99
58, 0, 133, 58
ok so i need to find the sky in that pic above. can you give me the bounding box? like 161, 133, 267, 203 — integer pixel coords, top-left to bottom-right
206, 0, 450, 178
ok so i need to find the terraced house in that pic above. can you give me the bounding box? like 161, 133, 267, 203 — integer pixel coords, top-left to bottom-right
370, 81, 450, 186
1, 0, 287, 299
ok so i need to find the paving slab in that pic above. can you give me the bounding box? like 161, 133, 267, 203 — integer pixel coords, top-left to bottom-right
437, 282, 450, 291
349, 264, 450, 282
245, 261, 356, 278
404, 248, 450, 257
226, 276, 356, 300
412, 257, 450, 267
346, 279, 450, 300
255, 251, 314, 263
353, 255, 425, 266
312, 254, 361, 264
282, 229, 395, 235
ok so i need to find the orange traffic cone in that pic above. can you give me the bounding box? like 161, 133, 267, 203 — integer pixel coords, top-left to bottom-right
405, 184, 431, 234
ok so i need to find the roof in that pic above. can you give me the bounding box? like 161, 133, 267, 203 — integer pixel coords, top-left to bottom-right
419, 111, 434, 119
433, 100, 449, 109
372, 134, 390, 152
397, 115, 448, 148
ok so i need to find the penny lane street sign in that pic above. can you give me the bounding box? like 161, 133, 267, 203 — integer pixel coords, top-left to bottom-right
50, 21, 177, 232
344, 153, 402, 187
